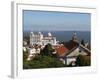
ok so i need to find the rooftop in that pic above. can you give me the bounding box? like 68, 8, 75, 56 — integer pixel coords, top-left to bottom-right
56, 45, 69, 57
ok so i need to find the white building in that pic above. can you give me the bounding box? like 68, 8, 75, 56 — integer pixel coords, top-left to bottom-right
64, 44, 90, 65
30, 32, 43, 46
23, 47, 27, 52
27, 47, 41, 61
30, 32, 57, 46
57, 43, 91, 66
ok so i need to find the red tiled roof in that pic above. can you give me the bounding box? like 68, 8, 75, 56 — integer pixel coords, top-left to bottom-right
56, 45, 69, 57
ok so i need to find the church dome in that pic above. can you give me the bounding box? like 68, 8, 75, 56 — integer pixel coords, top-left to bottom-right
30, 32, 34, 36
38, 32, 43, 35
48, 32, 52, 36
30, 32, 33, 34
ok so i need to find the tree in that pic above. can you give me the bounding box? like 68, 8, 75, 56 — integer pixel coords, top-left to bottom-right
42, 43, 53, 56
23, 43, 65, 69
23, 55, 64, 69
81, 39, 85, 46
76, 55, 91, 66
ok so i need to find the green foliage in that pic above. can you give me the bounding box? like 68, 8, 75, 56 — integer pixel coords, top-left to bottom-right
41, 43, 54, 56
23, 51, 28, 61
23, 55, 64, 69
76, 55, 91, 66
23, 43, 65, 69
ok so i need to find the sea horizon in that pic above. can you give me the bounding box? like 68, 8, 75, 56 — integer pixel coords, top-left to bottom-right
23, 30, 91, 43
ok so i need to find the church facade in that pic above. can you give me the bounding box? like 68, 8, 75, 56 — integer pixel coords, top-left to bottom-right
30, 32, 57, 46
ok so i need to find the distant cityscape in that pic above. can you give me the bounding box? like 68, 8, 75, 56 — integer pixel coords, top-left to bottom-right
23, 31, 91, 69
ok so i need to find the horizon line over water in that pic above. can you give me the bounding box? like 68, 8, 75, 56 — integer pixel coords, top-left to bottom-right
23, 31, 91, 43
23, 30, 91, 32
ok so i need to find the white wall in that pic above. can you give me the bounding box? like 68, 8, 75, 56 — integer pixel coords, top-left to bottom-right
0, 0, 100, 80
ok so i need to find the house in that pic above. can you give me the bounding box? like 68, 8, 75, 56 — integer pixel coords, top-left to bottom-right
27, 46, 41, 61
56, 44, 91, 66
27, 48, 36, 61
23, 47, 27, 52
56, 45, 69, 57
23, 40, 27, 46
55, 45, 69, 64
66, 44, 90, 66
56, 32, 91, 66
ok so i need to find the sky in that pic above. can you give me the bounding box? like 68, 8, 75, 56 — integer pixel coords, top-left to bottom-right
23, 10, 91, 31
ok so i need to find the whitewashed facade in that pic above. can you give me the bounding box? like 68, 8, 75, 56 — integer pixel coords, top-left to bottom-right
65, 45, 90, 65
27, 47, 41, 61
30, 32, 57, 46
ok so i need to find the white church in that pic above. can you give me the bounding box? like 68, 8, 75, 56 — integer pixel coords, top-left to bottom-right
30, 32, 57, 46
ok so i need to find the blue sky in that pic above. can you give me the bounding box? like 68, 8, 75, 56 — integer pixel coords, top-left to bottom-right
23, 10, 91, 31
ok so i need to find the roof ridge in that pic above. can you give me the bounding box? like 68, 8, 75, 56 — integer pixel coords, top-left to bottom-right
79, 44, 91, 53
66, 46, 78, 56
